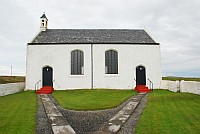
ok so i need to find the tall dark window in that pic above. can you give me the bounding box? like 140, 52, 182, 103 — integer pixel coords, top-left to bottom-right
105, 50, 118, 74
71, 50, 84, 75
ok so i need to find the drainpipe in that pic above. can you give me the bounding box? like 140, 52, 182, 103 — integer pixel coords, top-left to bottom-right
91, 44, 94, 89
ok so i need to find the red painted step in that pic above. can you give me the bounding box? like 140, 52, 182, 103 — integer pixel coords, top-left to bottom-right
36, 86, 54, 94
134, 85, 151, 93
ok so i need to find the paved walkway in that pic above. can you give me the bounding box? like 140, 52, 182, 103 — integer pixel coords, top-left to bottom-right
39, 93, 147, 134
40, 95, 76, 134
94, 93, 146, 134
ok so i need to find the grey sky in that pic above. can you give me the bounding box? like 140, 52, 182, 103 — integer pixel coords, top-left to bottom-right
0, 0, 200, 77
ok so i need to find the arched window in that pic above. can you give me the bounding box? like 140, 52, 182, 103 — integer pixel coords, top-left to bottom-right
71, 50, 84, 75
105, 50, 118, 74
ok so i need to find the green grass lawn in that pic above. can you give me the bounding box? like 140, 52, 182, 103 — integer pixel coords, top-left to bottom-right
0, 91, 37, 134
135, 90, 200, 134
162, 76, 200, 82
0, 76, 25, 84
52, 89, 137, 110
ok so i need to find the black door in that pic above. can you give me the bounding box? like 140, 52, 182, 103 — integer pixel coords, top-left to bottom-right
136, 66, 146, 85
42, 66, 53, 87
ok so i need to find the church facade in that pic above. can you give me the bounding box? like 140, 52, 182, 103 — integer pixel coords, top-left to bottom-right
26, 13, 162, 91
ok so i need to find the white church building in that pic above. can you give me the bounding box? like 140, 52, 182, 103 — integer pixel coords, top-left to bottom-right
26, 13, 162, 93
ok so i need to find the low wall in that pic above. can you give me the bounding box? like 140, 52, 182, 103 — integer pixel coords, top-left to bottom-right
160, 80, 180, 92
160, 80, 200, 95
0, 82, 25, 96
180, 81, 200, 95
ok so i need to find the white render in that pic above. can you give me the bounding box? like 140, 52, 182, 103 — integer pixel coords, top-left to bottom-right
180, 80, 200, 95
159, 80, 180, 92
26, 44, 162, 90
0, 82, 25, 96
159, 80, 200, 95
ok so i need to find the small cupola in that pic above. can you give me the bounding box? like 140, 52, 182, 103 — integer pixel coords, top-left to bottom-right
40, 12, 48, 31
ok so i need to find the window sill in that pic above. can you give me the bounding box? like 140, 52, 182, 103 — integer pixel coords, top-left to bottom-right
70, 75, 85, 78
105, 74, 120, 77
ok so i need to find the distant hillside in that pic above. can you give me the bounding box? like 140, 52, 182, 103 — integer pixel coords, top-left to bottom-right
162, 76, 200, 82
0, 76, 25, 84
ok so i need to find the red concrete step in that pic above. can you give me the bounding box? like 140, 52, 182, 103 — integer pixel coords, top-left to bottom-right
36, 86, 54, 94
134, 85, 151, 93
37, 90, 52, 94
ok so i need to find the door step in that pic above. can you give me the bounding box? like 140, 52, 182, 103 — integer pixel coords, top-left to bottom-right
134, 85, 151, 92
36, 86, 54, 94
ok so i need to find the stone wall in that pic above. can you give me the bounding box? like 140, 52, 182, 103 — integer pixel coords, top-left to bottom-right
160, 80, 180, 92
180, 81, 200, 95
0, 82, 25, 96
160, 80, 200, 95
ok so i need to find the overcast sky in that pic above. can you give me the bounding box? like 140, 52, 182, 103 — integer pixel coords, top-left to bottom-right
0, 0, 200, 77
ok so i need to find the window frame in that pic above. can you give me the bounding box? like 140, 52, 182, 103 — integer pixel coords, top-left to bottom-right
71, 49, 84, 75
105, 49, 118, 74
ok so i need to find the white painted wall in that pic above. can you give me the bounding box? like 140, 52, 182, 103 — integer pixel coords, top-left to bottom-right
180, 81, 200, 95
0, 82, 25, 96
160, 80, 180, 92
93, 44, 162, 89
26, 44, 162, 90
159, 80, 200, 95
26, 45, 91, 90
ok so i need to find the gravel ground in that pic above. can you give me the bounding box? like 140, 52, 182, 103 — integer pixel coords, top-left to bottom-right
36, 95, 53, 134
36, 93, 147, 134
48, 94, 139, 134
117, 94, 148, 134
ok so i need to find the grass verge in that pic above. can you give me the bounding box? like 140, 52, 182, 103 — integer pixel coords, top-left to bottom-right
135, 90, 200, 134
0, 76, 25, 84
52, 89, 137, 110
0, 91, 37, 134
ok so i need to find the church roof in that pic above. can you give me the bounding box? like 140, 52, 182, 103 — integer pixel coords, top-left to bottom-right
29, 29, 159, 45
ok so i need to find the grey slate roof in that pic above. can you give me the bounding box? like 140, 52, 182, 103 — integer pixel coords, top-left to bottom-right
30, 29, 158, 44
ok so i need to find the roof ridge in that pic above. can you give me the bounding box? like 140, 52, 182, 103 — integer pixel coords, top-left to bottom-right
46, 29, 145, 30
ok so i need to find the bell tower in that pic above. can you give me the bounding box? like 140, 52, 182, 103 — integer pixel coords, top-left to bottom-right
40, 12, 48, 31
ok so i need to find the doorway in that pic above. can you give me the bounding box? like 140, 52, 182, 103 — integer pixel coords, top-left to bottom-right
136, 66, 146, 85
42, 66, 53, 87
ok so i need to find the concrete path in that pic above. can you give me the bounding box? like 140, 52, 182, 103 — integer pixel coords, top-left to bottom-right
40, 94, 76, 134
40, 93, 147, 134
94, 93, 146, 134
